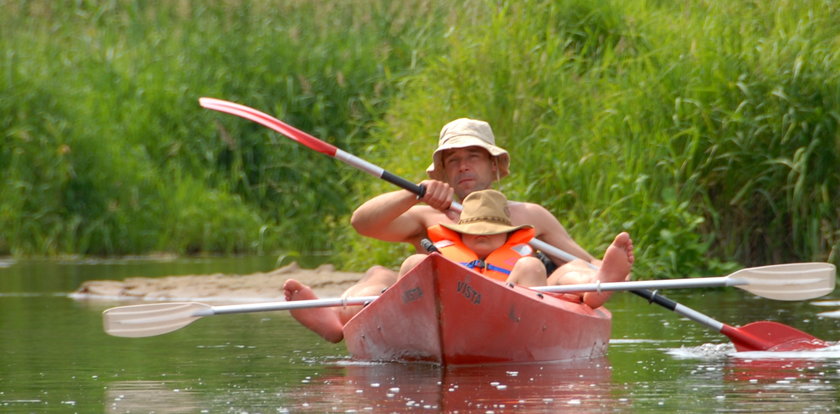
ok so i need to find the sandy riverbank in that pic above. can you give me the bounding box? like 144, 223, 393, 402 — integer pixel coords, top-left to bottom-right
71, 262, 363, 302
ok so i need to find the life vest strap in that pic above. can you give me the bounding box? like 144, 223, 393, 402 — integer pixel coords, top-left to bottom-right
462, 259, 511, 275
463, 259, 485, 270
485, 262, 512, 275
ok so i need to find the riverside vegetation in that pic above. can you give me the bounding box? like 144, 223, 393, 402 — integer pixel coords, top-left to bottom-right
2, 0, 838, 279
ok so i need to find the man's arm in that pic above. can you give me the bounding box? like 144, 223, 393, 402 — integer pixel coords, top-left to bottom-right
350, 189, 427, 243
512, 202, 596, 265
350, 180, 455, 244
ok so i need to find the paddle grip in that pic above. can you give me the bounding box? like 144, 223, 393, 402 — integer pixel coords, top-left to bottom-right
381, 171, 425, 198
630, 289, 677, 311
421, 238, 439, 253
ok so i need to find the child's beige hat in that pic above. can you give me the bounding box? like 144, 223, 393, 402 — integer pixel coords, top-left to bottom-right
441, 190, 531, 235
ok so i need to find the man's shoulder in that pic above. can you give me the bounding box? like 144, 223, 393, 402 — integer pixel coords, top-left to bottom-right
508, 200, 556, 225
508, 200, 548, 212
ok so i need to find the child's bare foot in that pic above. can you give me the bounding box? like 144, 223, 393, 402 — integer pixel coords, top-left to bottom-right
283, 279, 344, 343
584, 232, 635, 308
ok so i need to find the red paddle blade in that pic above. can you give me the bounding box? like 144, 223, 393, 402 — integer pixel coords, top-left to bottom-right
721, 321, 831, 352
199, 98, 339, 157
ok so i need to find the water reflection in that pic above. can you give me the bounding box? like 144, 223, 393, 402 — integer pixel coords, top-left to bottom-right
282, 358, 622, 412
663, 344, 840, 412
105, 381, 200, 414
721, 357, 840, 412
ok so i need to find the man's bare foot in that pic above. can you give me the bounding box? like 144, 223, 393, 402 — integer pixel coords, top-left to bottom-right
584, 232, 635, 308
283, 279, 345, 343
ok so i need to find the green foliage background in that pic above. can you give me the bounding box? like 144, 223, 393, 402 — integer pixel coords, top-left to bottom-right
2, 0, 838, 278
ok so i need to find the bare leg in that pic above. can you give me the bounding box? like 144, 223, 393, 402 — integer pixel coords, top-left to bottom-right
546, 259, 596, 304
336, 266, 397, 323
584, 232, 634, 308
283, 279, 345, 343
546, 259, 596, 286
397, 254, 427, 279
282, 265, 397, 343
506, 256, 547, 287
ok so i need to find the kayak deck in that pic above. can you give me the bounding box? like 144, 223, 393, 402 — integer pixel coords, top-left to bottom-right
343, 254, 611, 365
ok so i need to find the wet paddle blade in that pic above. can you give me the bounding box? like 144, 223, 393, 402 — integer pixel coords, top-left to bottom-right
722, 321, 831, 352
734, 262, 836, 301
103, 302, 211, 338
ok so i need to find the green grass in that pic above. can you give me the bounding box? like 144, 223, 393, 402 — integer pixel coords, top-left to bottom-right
2, 0, 838, 278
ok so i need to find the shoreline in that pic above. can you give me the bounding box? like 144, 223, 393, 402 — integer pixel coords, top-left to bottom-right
71, 262, 363, 303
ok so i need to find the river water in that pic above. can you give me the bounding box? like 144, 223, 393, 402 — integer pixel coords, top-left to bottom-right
2, 256, 840, 413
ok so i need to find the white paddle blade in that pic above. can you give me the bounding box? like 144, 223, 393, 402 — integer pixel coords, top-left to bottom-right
103, 302, 212, 338
734, 262, 836, 301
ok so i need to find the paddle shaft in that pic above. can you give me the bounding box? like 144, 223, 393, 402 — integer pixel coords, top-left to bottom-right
335, 150, 427, 199
534, 240, 737, 336
199, 296, 379, 316
535, 277, 750, 294
629, 289, 725, 331
628, 289, 795, 351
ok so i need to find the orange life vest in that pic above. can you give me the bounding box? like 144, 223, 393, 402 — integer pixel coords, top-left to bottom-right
426, 224, 536, 282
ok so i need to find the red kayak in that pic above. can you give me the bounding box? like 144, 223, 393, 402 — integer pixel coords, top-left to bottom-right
343, 253, 612, 365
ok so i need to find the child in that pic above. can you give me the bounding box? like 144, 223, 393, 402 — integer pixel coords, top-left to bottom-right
398, 189, 548, 287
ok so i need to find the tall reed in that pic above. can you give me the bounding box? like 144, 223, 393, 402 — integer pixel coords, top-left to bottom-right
341, 0, 840, 276
1, 0, 447, 256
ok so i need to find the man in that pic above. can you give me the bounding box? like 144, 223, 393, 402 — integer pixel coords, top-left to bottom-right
283, 118, 634, 343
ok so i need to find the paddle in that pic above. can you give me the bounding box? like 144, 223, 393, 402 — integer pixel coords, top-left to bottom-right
631, 289, 831, 352
539, 239, 834, 351
197, 97, 834, 351
103, 297, 378, 338
198, 98, 426, 198
540, 262, 835, 301
102, 262, 835, 338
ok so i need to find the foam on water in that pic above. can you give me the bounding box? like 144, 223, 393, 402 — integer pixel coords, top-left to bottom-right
666, 343, 734, 360
609, 338, 663, 344
816, 309, 840, 318
731, 344, 840, 360
666, 343, 840, 360
811, 300, 840, 307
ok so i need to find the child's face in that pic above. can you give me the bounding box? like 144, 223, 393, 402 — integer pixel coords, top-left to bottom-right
462, 233, 507, 258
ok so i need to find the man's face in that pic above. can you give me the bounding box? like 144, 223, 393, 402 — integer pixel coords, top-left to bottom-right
441, 147, 497, 200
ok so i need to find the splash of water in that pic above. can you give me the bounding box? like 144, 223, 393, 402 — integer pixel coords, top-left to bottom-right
666, 342, 840, 360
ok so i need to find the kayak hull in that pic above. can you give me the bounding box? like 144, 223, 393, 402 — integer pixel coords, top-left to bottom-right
343, 254, 611, 365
